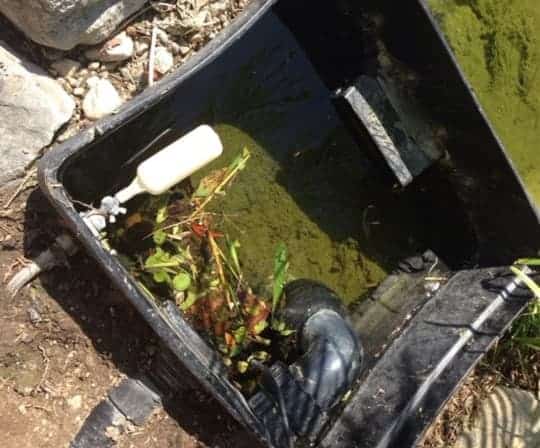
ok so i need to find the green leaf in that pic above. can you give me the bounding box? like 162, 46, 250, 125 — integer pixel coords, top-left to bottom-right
227, 239, 242, 274
179, 291, 198, 311
144, 248, 184, 270
247, 351, 270, 363
229, 345, 242, 358
145, 247, 171, 268
173, 272, 192, 291
156, 205, 168, 224
271, 320, 286, 332
515, 258, 540, 266
150, 193, 170, 224
193, 183, 212, 198
272, 242, 289, 314
237, 361, 249, 374
233, 326, 247, 345
253, 319, 268, 335
513, 336, 540, 351
271, 319, 295, 337
153, 229, 167, 246
153, 270, 171, 284
229, 147, 251, 173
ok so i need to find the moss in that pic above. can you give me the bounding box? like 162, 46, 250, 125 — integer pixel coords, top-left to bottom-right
429, 0, 540, 204
192, 123, 423, 305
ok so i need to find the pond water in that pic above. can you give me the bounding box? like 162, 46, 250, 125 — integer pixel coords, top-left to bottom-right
192, 122, 425, 305
428, 0, 540, 205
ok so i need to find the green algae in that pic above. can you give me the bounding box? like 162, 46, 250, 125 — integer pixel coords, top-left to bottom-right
193, 123, 417, 305
428, 0, 540, 204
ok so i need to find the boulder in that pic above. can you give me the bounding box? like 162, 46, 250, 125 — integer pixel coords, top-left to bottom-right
0, 41, 74, 185
0, 0, 147, 50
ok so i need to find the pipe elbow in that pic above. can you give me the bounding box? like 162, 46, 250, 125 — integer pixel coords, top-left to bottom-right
280, 280, 364, 410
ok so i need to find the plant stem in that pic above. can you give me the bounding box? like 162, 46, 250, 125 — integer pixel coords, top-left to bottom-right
208, 232, 235, 311
189, 151, 251, 221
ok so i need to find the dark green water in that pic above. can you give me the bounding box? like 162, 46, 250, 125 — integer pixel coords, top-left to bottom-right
429, 0, 540, 205
194, 123, 424, 305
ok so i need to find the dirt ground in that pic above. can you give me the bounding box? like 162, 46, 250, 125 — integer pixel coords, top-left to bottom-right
0, 181, 257, 448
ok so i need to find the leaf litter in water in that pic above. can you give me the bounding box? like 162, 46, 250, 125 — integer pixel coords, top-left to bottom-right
107, 147, 294, 391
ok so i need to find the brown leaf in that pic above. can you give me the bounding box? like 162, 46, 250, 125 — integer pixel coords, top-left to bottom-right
224, 332, 236, 348
247, 300, 270, 335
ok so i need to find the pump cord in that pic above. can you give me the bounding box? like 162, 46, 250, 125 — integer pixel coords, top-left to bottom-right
251, 361, 294, 448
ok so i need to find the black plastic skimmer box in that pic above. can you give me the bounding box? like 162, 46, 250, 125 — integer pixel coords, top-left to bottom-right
38, 0, 540, 447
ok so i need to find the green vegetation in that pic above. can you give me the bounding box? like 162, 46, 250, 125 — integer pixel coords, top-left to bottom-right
196, 124, 414, 305
111, 148, 295, 388
110, 119, 422, 387
429, 0, 540, 205
511, 259, 540, 351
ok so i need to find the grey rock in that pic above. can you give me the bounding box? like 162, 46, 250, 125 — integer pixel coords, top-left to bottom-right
0, 0, 147, 50
27, 307, 42, 324
0, 42, 75, 185
50, 58, 81, 77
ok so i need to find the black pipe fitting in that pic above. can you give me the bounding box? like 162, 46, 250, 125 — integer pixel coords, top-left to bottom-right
249, 280, 364, 448
280, 280, 364, 410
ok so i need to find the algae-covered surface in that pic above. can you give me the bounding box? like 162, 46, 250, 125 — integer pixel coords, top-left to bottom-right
193, 123, 420, 305
428, 0, 540, 204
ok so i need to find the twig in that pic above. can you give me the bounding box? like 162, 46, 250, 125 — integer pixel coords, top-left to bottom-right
3, 168, 37, 209
208, 232, 234, 310
214, 241, 241, 281
424, 276, 448, 282
35, 345, 50, 394
427, 256, 439, 275
189, 151, 251, 221
148, 24, 158, 86
24, 404, 53, 414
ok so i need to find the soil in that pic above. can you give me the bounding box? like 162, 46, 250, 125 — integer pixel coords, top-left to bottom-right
0, 184, 258, 448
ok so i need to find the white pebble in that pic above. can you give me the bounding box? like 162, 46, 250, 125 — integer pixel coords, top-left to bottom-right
67, 77, 80, 88
82, 78, 123, 120
179, 45, 191, 56
85, 32, 134, 62
73, 87, 85, 97
135, 41, 149, 55
67, 395, 83, 411
154, 47, 174, 75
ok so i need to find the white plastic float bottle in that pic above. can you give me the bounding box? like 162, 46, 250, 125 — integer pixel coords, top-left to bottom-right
7, 125, 224, 296
115, 124, 223, 203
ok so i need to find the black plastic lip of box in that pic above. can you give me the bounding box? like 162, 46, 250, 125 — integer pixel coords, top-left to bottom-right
37, 1, 539, 448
